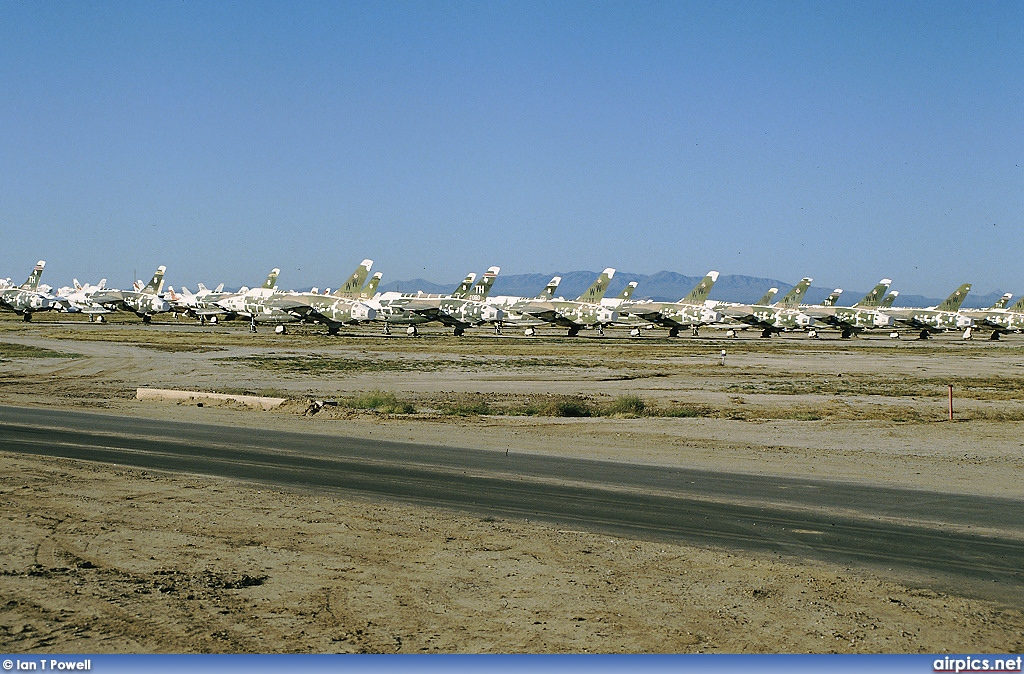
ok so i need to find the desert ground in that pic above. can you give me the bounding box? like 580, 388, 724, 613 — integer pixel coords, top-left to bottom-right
1, 312, 1023, 653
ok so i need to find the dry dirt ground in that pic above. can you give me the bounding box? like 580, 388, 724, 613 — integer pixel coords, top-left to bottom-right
1, 314, 1023, 653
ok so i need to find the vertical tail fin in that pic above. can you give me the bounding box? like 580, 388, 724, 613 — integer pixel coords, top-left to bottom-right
332, 259, 373, 298
880, 291, 898, 308
989, 293, 1013, 310
450, 273, 478, 298
776, 278, 812, 308
679, 271, 719, 305
755, 287, 779, 306
613, 281, 639, 302
21, 261, 45, 290
261, 269, 280, 290
141, 266, 166, 295
854, 279, 892, 308
821, 289, 843, 307
467, 266, 500, 301
576, 268, 615, 303
360, 272, 383, 299
935, 283, 971, 312
535, 276, 561, 300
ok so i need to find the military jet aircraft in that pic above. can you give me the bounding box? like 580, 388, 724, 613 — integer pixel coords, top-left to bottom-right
213, 268, 299, 332
0, 261, 65, 320
57, 278, 112, 321
515, 268, 618, 336
961, 293, 1024, 340
719, 277, 815, 337
886, 283, 973, 339
372, 267, 502, 336
165, 282, 231, 322
488, 276, 563, 334
802, 279, 896, 338
619, 271, 723, 337
266, 260, 379, 335
88, 266, 173, 322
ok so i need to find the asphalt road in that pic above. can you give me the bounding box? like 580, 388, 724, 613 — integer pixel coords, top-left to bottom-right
2, 404, 1021, 603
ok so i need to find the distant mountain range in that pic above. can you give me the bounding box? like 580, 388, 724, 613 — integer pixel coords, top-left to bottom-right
378, 271, 1006, 309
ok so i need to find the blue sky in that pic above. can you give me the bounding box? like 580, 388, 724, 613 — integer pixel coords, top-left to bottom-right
2, 1, 1022, 296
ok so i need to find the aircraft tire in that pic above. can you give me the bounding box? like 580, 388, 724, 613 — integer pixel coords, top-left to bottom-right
668, 327, 679, 338
760, 328, 772, 338
454, 327, 465, 337
567, 328, 579, 337
23, 313, 32, 322
919, 330, 930, 340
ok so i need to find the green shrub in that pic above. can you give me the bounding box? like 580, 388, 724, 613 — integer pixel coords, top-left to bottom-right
605, 394, 647, 418
540, 397, 593, 417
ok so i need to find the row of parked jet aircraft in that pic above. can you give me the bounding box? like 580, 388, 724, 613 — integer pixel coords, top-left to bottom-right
1, 259, 1019, 340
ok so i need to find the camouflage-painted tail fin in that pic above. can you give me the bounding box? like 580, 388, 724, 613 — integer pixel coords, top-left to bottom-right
853, 279, 892, 308
613, 281, 639, 301
141, 266, 166, 295
935, 283, 971, 312
1008, 295, 1024, 313
261, 269, 280, 291
821, 289, 843, 307
450, 272, 478, 298
880, 291, 898, 309
534, 276, 561, 300
467, 267, 500, 302
989, 293, 1013, 310
678, 271, 718, 305
360, 272, 383, 299
576, 268, 615, 303
754, 287, 779, 306
776, 277, 812, 309
20, 261, 45, 290
332, 259, 373, 298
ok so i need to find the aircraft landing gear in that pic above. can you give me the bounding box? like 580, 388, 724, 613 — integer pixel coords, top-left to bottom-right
454, 327, 465, 337
630, 328, 641, 338
597, 325, 604, 336
668, 327, 679, 338
249, 317, 257, 333
383, 323, 391, 335
962, 327, 973, 340
725, 329, 737, 338
142, 314, 152, 324
524, 327, 536, 337
407, 326, 418, 337
841, 328, 853, 339
989, 331, 1002, 341
328, 325, 340, 336
918, 329, 930, 340
275, 324, 287, 335
760, 328, 773, 338
567, 327, 580, 337
22, 312, 32, 322
808, 329, 818, 339
692, 326, 700, 336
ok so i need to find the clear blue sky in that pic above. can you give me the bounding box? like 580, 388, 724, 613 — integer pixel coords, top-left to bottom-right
2, 1, 1022, 296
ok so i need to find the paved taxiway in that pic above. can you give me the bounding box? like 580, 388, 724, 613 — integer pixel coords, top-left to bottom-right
1, 405, 1021, 603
